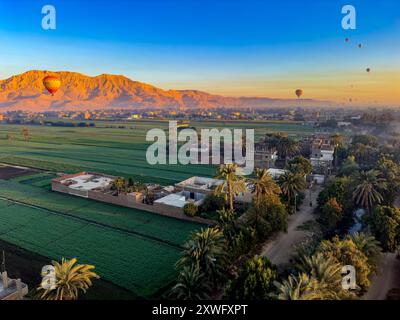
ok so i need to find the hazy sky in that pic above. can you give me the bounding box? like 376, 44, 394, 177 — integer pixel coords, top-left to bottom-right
0, 0, 399, 105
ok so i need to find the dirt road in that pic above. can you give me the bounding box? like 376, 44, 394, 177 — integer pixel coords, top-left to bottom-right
261, 186, 321, 266
363, 253, 400, 300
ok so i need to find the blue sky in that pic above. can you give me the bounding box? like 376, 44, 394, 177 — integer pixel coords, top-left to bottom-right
0, 0, 399, 103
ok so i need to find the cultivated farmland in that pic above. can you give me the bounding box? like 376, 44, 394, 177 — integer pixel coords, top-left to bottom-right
0, 198, 188, 297
0, 120, 316, 298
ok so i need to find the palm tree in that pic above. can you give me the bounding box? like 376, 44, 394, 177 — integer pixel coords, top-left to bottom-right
215, 164, 248, 210
177, 228, 227, 286
36, 258, 99, 300
279, 171, 306, 214
296, 253, 344, 299
331, 133, 343, 148
352, 170, 387, 212
273, 273, 320, 300
170, 265, 210, 300
252, 168, 281, 207
348, 232, 381, 269
277, 138, 300, 165
331, 133, 343, 168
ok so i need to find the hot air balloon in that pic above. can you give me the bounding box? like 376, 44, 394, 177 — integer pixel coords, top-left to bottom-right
295, 89, 303, 99
345, 38, 350, 43
43, 75, 61, 96
366, 68, 371, 73
358, 44, 363, 48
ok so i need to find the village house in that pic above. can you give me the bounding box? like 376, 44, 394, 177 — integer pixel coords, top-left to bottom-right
0, 271, 28, 300
254, 139, 278, 169
309, 135, 335, 173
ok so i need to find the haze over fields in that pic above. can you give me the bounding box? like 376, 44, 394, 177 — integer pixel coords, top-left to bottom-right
0, 71, 334, 111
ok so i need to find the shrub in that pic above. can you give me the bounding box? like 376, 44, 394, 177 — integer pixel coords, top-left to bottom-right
184, 203, 198, 217
224, 256, 276, 300
367, 206, 400, 252
200, 194, 225, 213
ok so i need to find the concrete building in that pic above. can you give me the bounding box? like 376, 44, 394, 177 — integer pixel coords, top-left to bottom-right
52, 172, 114, 198
175, 176, 224, 196
155, 190, 204, 208
0, 271, 28, 300
267, 168, 288, 179
254, 140, 278, 169
309, 135, 334, 172
52, 172, 213, 224
175, 176, 253, 204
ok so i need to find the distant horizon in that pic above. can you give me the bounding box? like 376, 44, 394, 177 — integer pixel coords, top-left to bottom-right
1, 69, 399, 110
1, 0, 400, 105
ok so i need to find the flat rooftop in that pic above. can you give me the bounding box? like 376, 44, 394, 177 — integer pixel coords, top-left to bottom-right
59, 174, 114, 191
154, 193, 188, 208
0, 278, 28, 300
176, 176, 223, 191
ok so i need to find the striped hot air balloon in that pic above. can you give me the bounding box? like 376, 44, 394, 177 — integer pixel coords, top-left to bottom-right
43, 75, 61, 96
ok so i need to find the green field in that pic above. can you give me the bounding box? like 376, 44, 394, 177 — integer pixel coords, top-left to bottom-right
0, 121, 315, 185
0, 120, 316, 298
0, 198, 188, 297
0, 179, 205, 297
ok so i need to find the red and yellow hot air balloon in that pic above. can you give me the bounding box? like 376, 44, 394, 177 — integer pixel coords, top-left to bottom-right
295, 89, 303, 99
43, 75, 61, 96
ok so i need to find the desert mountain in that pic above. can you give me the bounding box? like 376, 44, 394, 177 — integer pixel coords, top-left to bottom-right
0, 70, 333, 111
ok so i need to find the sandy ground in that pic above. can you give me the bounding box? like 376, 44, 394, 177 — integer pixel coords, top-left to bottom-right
363, 253, 400, 300
261, 186, 321, 266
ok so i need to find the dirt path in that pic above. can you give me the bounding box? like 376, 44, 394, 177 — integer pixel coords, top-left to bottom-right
261, 186, 321, 265
363, 253, 400, 300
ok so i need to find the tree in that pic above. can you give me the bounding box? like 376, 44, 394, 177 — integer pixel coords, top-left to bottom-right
352, 170, 387, 212
352, 135, 378, 147
36, 258, 99, 300
331, 133, 343, 148
215, 164, 247, 211
338, 156, 359, 177
288, 156, 312, 176
246, 195, 288, 239
277, 138, 300, 165
225, 256, 276, 300
331, 133, 343, 169
113, 177, 126, 194
252, 168, 281, 207
367, 206, 400, 252
296, 253, 348, 299
376, 155, 400, 206
184, 203, 198, 217
318, 198, 343, 235
170, 265, 210, 300
177, 228, 228, 286
273, 273, 320, 300
200, 194, 225, 214
143, 187, 155, 204
279, 171, 306, 214
318, 237, 371, 292
348, 233, 382, 269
